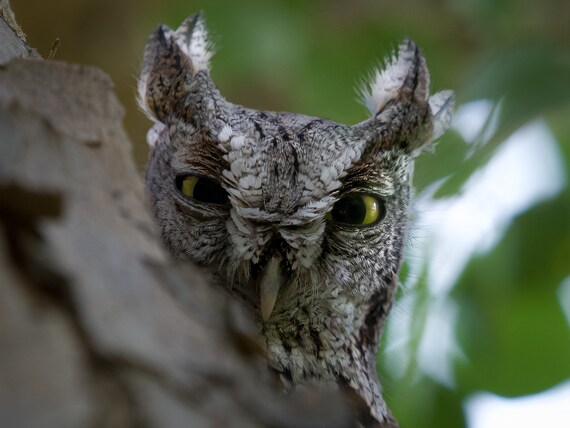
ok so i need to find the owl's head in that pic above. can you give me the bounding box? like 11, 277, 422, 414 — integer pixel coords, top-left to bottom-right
139, 12, 453, 424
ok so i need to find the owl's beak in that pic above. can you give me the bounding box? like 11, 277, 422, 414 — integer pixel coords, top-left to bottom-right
259, 255, 282, 321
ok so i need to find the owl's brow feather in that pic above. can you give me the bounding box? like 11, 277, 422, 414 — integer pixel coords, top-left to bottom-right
172, 131, 228, 180
341, 159, 396, 194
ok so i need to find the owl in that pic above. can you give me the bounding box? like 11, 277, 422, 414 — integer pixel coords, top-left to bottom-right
138, 13, 453, 427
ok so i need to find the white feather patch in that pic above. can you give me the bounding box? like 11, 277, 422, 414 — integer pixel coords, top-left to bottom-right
174, 14, 213, 74
429, 90, 455, 141
146, 122, 165, 148
136, 70, 151, 122
361, 41, 418, 115
218, 124, 233, 142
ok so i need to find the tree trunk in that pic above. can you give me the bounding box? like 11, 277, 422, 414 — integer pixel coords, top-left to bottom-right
0, 2, 351, 427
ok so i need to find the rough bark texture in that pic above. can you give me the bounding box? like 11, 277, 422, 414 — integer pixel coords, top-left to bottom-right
0, 2, 352, 427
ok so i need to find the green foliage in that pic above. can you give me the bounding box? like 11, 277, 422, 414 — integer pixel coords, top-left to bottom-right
457, 196, 570, 394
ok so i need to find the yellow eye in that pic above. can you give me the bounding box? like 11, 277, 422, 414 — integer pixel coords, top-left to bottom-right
180, 176, 199, 198
327, 193, 384, 226
176, 175, 229, 205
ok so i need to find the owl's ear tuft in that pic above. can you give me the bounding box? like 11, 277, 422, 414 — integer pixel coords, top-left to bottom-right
137, 12, 214, 133
357, 40, 454, 155
361, 39, 430, 116
172, 12, 214, 73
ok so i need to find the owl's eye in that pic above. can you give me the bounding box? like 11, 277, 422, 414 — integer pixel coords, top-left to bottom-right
176, 175, 229, 205
327, 193, 384, 226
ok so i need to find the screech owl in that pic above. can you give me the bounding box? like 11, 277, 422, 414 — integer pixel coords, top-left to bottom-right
138, 12, 453, 427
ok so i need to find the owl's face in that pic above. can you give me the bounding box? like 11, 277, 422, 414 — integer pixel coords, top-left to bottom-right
146, 108, 411, 323
139, 13, 453, 426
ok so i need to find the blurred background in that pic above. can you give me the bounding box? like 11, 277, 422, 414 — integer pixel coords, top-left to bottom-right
11, 0, 570, 426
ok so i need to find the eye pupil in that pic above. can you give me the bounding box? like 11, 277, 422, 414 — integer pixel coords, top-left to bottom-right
329, 193, 384, 226
331, 194, 366, 224
176, 176, 229, 205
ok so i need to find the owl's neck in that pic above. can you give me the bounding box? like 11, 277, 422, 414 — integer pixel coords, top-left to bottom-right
261, 285, 397, 426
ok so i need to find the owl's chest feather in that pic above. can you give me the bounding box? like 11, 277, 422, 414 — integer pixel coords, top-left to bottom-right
261, 289, 392, 423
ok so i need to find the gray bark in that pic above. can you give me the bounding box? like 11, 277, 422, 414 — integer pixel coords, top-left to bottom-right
0, 2, 351, 427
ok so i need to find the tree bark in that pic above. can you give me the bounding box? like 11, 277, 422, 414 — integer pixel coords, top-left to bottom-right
0, 2, 351, 427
